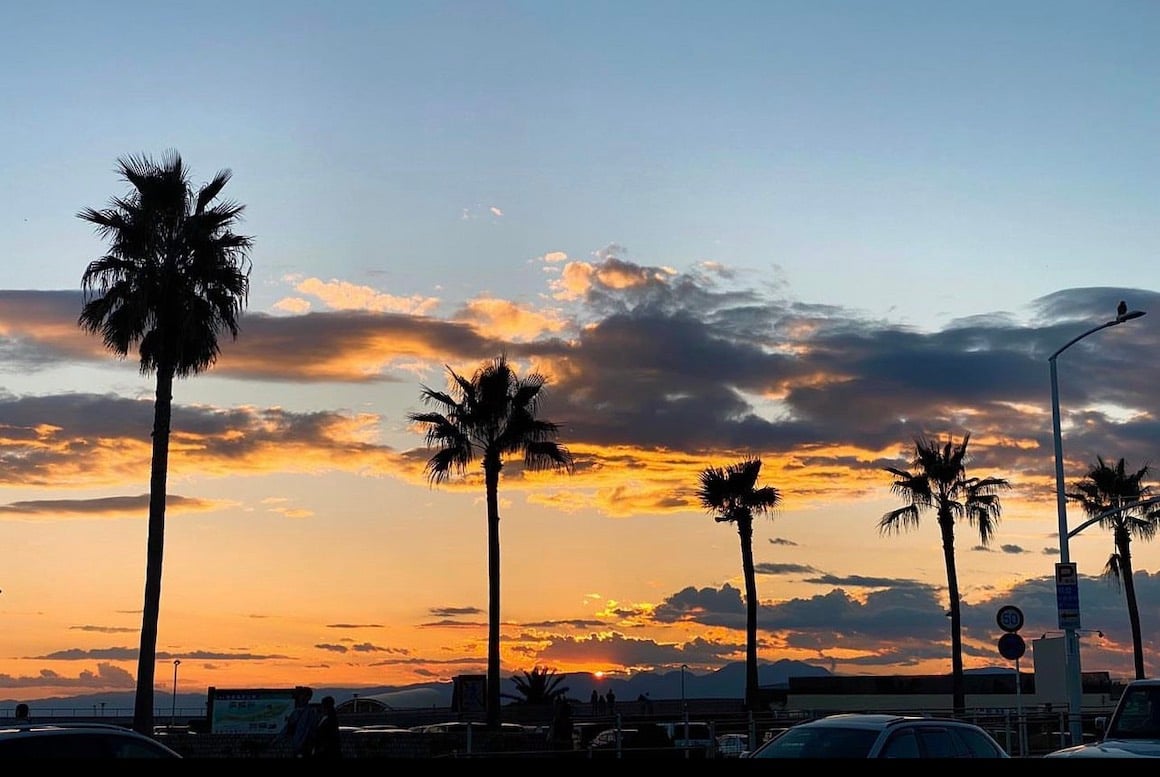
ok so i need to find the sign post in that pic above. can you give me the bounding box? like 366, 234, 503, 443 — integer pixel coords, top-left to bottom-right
996, 606, 1027, 756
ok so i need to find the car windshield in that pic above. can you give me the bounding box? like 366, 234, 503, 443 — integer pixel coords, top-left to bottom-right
749, 726, 880, 758
1107, 687, 1160, 740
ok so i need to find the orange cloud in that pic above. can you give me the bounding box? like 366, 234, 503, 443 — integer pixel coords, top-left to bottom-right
280, 276, 441, 316
453, 297, 571, 342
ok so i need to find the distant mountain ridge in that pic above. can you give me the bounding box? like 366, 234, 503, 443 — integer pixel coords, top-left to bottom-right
4, 659, 831, 713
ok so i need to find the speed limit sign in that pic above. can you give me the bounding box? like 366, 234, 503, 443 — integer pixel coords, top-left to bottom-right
996, 605, 1024, 633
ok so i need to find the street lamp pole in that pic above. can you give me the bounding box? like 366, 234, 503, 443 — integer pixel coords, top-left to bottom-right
171, 659, 181, 728
680, 664, 689, 741
1048, 306, 1145, 746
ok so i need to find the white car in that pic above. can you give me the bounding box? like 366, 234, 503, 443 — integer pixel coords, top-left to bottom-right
743, 713, 1009, 758
1045, 678, 1160, 758
716, 732, 749, 757
660, 721, 715, 756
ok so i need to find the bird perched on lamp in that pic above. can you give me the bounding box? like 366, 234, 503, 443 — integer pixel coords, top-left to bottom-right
1118, 300, 1129, 319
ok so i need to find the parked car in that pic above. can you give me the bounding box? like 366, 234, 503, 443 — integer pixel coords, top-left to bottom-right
352, 724, 413, 735
152, 724, 193, 736
742, 713, 1010, 758
716, 732, 750, 757
587, 723, 678, 758
0, 722, 183, 758
1045, 678, 1160, 758
660, 720, 715, 756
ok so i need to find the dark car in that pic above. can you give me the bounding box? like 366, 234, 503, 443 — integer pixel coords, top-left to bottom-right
1045, 678, 1160, 758
743, 713, 1009, 759
587, 722, 678, 758
0, 722, 183, 758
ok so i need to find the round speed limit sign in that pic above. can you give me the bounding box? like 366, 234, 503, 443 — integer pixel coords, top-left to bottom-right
996, 605, 1024, 633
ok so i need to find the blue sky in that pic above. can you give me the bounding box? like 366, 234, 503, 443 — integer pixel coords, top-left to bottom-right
2, 1, 1159, 700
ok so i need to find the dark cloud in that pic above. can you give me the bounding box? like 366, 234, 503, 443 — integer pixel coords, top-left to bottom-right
32, 647, 288, 661
0, 392, 395, 487
0, 494, 213, 516
537, 632, 742, 669
755, 562, 818, 576
4, 282, 1159, 487
313, 642, 402, 655
428, 607, 482, 617
652, 584, 747, 627
520, 619, 610, 629
0, 662, 134, 689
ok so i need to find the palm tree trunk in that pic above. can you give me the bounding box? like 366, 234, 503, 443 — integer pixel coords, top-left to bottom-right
484, 461, 502, 730
738, 518, 759, 711
1117, 530, 1146, 679
133, 366, 174, 735
939, 513, 965, 716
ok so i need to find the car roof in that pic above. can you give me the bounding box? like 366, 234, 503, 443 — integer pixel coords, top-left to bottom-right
807, 713, 923, 728
1, 722, 137, 733
0, 722, 183, 758
802, 713, 981, 731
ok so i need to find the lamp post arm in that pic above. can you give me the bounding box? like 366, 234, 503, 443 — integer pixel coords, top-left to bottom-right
1067, 496, 1160, 540
1049, 320, 1118, 362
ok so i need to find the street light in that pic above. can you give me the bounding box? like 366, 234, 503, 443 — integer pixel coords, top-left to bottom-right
171, 659, 181, 728
1049, 304, 1145, 746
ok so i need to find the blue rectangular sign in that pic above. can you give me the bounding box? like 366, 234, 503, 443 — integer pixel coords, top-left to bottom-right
1055, 562, 1081, 629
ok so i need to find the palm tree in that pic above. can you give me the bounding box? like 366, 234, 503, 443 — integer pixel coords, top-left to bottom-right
880, 433, 1010, 717
77, 152, 253, 735
408, 354, 574, 729
695, 457, 781, 711
504, 666, 571, 705
1067, 456, 1160, 680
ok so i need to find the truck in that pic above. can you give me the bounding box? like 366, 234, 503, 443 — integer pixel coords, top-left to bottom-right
1044, 678, 1160, 758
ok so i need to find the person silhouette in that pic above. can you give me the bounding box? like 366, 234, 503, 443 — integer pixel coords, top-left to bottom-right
279, 686, 321, 758
14, 703, 29, 722
312, 695, 341, 759
548, 697, 574, 750
606, 688, 616, 714
590, 689, 599, 715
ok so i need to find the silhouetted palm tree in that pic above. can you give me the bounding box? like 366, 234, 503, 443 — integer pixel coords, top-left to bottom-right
504, 666, 571, 705
696, 457, 781, 711
77, 152, 252, 735
880, 433, 1009, 716
1068, 456, 1160, 680
409, 354, 574, 729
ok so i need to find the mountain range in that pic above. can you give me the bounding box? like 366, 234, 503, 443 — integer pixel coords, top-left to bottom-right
5, 659, 835, 714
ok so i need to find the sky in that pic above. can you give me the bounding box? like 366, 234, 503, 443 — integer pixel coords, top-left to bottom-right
2, 0, 1160, 703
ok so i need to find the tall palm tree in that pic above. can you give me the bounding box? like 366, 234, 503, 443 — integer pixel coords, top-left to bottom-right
408, 354, 574, 729
503, 666, 571, 705
880, 433, 1009, 717
77, 152, 253, 735
695, 457, 781, 711
1067, 456, 1160, 680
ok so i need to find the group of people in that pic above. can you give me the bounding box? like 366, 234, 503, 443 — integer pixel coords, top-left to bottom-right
280, 687, 341, 758
589, 688, 616, 715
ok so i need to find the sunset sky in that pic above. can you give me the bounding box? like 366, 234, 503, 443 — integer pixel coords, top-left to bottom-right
3, 1, 1160, 703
